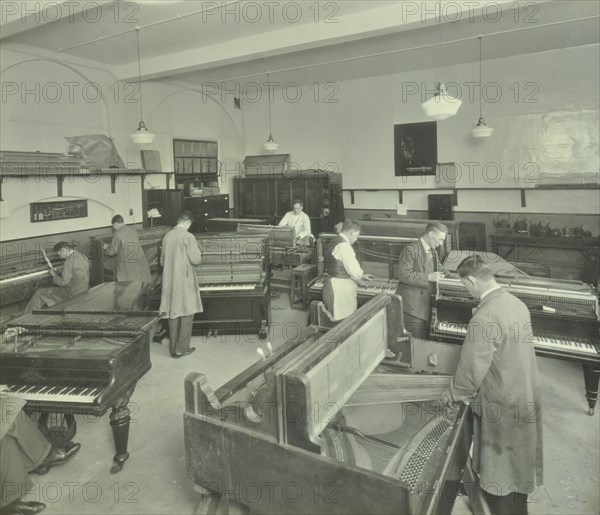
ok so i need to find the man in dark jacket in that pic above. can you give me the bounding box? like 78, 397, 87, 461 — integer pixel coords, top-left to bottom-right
441, 255, 543, 515
24, 242, 90, 313
102, 215, 152, 283
396, 222, 447, 339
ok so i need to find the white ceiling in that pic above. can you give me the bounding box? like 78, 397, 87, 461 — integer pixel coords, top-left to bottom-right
1, 0, 599, 87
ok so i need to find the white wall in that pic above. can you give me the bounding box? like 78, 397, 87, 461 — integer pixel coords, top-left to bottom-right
1, 41, 598, 242
240, 44, 600, 216
0, 45, 244, 241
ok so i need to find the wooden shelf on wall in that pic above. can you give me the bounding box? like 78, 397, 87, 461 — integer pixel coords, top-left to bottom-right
343, 184, 599, 209
0, 170, 174, 196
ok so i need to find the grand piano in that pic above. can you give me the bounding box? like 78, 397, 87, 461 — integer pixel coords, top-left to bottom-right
0, 281, 161, 473
430, 251, 600, 415
191, 234, 271, 339
184, 293, 470, 514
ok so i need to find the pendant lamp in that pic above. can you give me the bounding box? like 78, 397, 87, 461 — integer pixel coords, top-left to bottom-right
129, 27, 155, 145
263, 72, 279, 152
471, 36, 494, 138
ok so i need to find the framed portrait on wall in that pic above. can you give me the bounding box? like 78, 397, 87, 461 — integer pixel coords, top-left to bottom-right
394, 121, 437, 176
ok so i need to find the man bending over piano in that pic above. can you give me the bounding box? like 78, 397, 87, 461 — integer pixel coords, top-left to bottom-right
278, 199, 312, 245
440, 256, 543, 515
24, 242, 90, 314
1, 391, 80, 515
396, 221, 447, 340
322, 220, 374, 320
160, 211, 203, 358
102, 214, 152, 283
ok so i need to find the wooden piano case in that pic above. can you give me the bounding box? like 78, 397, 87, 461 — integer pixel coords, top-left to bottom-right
1, 282, 162, 473
184, 293, 470, 514
192, 235, 271, 339
0, 249, 62, 308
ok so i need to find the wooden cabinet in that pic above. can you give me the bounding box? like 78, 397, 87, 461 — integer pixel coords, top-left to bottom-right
142, 189, 184, 229
184, 194, 230, 233
233, 172, 341, 236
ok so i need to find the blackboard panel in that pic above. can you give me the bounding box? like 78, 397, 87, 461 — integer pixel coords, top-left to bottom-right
31, 199, 88, 223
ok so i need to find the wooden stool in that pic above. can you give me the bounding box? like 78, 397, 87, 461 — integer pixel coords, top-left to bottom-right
290, 264, 317, 309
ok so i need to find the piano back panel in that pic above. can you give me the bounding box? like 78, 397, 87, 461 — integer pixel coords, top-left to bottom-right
279, 295, 392, 452
184, 413, 413, 515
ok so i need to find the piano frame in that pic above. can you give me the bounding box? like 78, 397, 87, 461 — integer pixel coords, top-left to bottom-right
191, 234, 271, 339
184, 293, 470, 514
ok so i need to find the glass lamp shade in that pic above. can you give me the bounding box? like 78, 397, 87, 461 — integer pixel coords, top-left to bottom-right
264, 135, 279, 152
130, 121, 155, 145
470, 117, 494, 138
421, 82, 462, 120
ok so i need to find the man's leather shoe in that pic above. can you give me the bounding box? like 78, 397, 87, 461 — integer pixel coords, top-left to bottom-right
2, 500, 46, 514
32, 442, 81, 475
171, 347, 195, 359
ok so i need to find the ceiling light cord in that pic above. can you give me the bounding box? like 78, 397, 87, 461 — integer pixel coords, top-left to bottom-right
136, 27, 144, 122
267, 72, 273, 138
478, 35, 483, 117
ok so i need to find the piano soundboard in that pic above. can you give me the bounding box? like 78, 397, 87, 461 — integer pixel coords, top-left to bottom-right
184, 293, 470, 514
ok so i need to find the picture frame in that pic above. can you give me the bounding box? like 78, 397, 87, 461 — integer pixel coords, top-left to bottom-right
141, 150, 162, 172
394, 121, 438, 177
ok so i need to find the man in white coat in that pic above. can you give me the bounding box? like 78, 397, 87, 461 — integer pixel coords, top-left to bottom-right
278, 199, 312, 245
441, 255, 543, 515
322, 220, 374, 320
160, 211, 203, 358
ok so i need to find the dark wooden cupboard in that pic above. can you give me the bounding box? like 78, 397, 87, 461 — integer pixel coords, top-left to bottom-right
233, 172, 341, 236
184, 194, 230, 233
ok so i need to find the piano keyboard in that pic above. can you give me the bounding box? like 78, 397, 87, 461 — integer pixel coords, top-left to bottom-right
311, 278, 399, 296
3, 383, 104, 404
0, 269, 50, 285
432, 321, 599, 356
198, 283, 256, 291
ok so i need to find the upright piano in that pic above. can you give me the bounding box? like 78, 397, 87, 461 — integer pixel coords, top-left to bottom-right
316, 232, 418, 278
0, 248, 62, 307
191, 234, 271, 339
0, 281, 161, 473
87, 225, 170, 285
308, 232, 412, 311
184, 293, 470, 514
237, 223, 313, 267
430, 274, 600, 415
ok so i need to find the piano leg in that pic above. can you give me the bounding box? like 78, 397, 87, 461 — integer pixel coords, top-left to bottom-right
109, 390, 133, 473
582, 363, 600, 416
37, 412, 77, 449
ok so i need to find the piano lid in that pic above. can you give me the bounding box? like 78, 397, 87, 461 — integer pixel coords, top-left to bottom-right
443, 250, 529, 277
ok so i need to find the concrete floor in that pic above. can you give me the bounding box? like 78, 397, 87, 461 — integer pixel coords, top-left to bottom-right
19, 296, 600, 515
